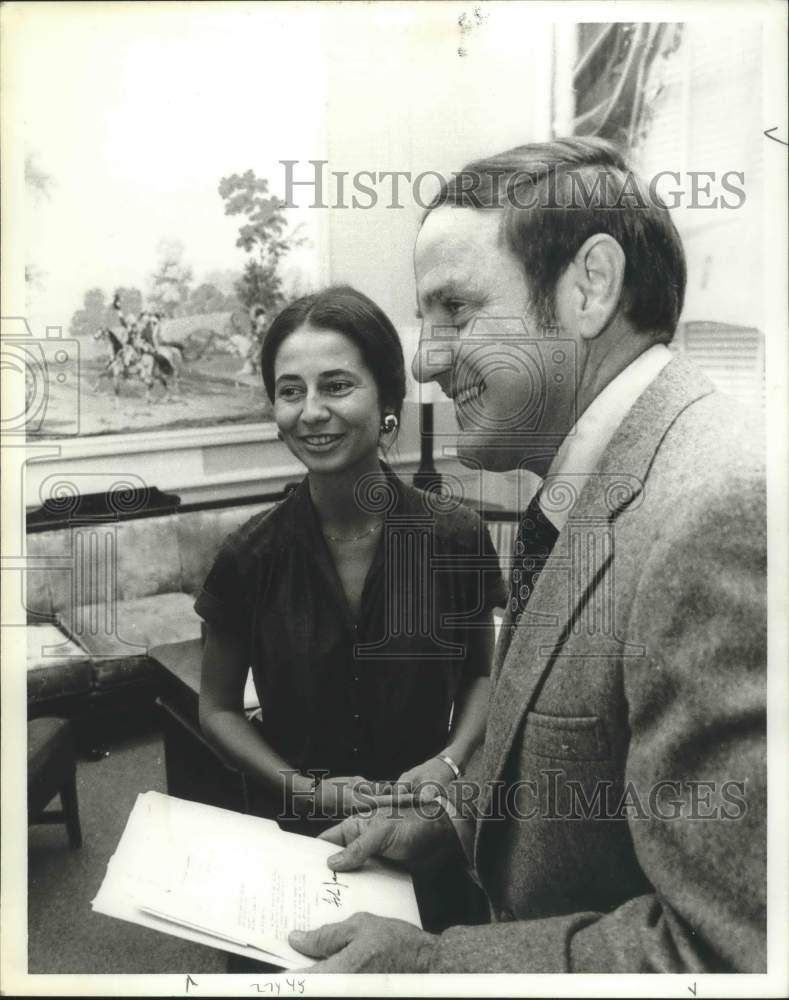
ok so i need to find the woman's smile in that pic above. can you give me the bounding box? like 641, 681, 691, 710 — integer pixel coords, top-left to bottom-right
298, 432, 346, 451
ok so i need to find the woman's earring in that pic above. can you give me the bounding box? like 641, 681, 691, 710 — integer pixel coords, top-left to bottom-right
380, 413, 398, 435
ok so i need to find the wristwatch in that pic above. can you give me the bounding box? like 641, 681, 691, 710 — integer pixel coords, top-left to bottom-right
437, 752, 462, 780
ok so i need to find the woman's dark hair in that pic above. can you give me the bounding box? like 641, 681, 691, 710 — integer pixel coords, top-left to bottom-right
261, 285, 407, 420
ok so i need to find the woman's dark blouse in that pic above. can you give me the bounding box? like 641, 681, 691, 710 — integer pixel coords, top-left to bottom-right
195, 469, 506, 782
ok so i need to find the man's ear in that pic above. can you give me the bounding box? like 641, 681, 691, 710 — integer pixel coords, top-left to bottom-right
561, 234, 626, 340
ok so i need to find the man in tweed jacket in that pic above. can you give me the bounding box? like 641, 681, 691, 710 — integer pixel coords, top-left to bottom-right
289, 138, 766, 974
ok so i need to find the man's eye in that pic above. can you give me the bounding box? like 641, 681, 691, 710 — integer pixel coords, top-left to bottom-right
443, 299, 469, 321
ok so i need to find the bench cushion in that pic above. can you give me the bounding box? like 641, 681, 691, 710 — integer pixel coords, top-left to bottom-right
70, 592, 201, 686
27, 625, 93, 704
26, 502, 280, 618
114, 516, 183, 601
175, 509, 232, 597
25, 531, 71, 620
26, 516, 183, 623
25, 503, 286, 719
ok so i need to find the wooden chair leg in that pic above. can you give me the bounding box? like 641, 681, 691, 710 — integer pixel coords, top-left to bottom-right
60, 770, 82, 849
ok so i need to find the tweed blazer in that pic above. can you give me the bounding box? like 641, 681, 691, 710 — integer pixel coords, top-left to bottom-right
431, 355, 766, 973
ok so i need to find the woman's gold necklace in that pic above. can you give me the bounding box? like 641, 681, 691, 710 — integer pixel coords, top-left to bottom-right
324, 521, 383, 543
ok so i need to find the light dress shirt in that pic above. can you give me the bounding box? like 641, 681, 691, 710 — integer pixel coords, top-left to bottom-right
539, 344, 673, 531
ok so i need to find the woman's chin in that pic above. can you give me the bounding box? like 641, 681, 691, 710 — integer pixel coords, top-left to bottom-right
303, 449, 384, 479
299, 446, 356, 474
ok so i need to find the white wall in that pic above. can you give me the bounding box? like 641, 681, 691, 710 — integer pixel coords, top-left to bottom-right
319, 3, 556, 510
320, 3, 553, 328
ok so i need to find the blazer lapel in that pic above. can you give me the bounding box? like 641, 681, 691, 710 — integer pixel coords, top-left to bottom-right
475, 355, 716, 860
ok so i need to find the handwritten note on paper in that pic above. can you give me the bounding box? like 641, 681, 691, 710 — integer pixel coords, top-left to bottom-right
94, 792, 421, 968
141, 838, 384, 964
320, 870, 348, 909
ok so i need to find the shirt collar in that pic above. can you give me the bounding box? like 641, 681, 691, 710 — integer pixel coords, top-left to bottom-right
539, 344, 673, 532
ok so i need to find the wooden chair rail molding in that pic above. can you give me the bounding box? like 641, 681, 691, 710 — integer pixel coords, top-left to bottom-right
24, 421, 455, 511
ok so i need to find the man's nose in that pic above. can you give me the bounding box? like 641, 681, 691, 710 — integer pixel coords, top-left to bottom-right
411, 323, 455, 387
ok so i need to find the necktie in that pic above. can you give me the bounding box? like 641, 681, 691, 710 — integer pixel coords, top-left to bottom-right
508, 489, 559, 623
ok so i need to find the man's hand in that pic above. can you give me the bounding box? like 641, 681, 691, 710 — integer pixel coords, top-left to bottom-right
288, 913, 437, 972
318, 800, 456, 871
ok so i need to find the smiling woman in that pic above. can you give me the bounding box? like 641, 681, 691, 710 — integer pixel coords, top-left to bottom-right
264, 287, 405, 486
196, 286, 505, 846
273, 327, 384, 482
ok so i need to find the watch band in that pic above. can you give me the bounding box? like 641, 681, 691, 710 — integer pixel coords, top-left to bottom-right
437, 753, 462, 780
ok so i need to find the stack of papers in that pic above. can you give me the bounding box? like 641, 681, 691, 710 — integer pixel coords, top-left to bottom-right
92, 791, 421, 968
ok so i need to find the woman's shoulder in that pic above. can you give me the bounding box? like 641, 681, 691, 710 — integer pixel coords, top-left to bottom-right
197, 488, 306, 612
218, 488, 303, 563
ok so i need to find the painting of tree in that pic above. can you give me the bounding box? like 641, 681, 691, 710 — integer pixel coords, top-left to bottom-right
218, 170, 304, 313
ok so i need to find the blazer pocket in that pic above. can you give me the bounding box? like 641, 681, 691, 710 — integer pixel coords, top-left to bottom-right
522, 711, 610, 761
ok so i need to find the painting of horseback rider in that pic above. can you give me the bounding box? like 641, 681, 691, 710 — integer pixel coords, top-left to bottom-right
93, 295, 179, 402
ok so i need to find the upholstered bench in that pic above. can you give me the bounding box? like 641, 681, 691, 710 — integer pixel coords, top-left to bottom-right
24, 497, 280, 731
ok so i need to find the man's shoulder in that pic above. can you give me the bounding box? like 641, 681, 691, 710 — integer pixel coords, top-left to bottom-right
629, 388, 765, 556
656, 389, 764, 493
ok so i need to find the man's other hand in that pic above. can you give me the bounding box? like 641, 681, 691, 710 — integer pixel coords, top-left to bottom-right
317, 800, 455, 871
289, 914, 436, 973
